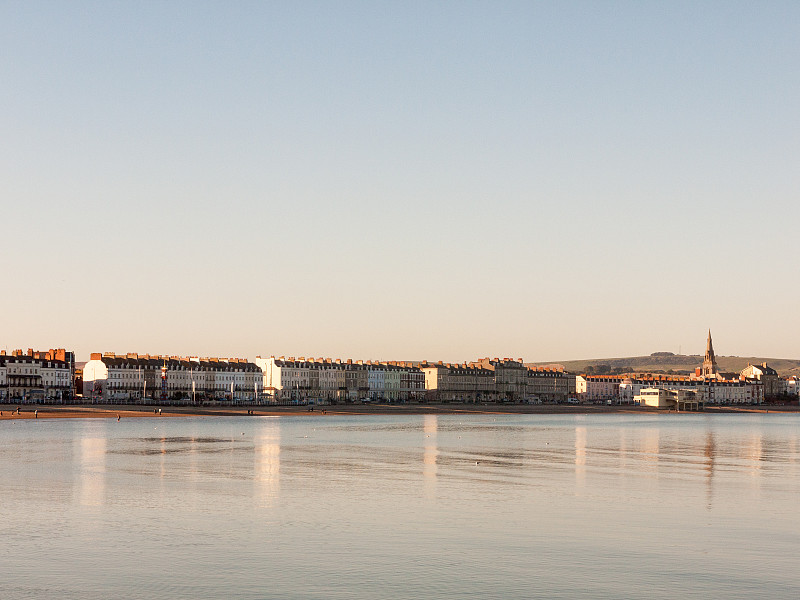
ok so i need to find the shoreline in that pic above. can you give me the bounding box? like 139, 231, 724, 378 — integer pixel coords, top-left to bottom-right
1, 402, 798, 420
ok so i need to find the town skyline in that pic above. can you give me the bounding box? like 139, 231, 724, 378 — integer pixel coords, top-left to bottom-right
3, 329, 799, 370
6, 338, 797, 406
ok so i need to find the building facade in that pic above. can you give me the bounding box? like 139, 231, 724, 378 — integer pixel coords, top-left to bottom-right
784, 376, 800, 398
525, 368, 575, 403
255, 356, 425, 403
420, 362, 498, 403
740, 363, 781, 399
82, 353, 262, 403
635, 387, 701, 410
620, 376, 763, 405
473, 358, 528, 401
576, 376, 624, 401
0, 348, 74, 403
257, 355, 577, 404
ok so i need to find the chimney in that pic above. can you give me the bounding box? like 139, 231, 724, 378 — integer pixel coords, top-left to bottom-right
91, 353, 102, 360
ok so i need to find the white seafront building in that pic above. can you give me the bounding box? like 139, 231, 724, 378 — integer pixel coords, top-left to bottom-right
785, 376, 800, 398
619, 377, 763, 406
82, 352, 262, 403
576, 376, 624, 402
635, 387, 702, 410
255, 356, 426, 403
257, 356, 310, 401
257, 355, 574, 404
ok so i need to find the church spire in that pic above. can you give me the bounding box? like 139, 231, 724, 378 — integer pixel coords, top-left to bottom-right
702, 329, 718, 378
705, 329, 715, 361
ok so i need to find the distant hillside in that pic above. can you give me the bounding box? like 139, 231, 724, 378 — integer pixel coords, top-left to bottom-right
530, 353, 800, 377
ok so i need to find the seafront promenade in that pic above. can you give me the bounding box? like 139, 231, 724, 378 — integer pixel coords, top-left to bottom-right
1, 402, 797, 420
4, 333, 798, 407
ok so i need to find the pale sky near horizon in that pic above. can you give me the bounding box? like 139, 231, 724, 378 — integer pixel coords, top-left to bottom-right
2, 1, 799, 364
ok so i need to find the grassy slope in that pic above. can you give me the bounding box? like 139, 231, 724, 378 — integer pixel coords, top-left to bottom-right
530, 355, 800, 376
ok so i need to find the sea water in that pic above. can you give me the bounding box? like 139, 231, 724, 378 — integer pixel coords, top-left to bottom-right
1, 413, 799, 599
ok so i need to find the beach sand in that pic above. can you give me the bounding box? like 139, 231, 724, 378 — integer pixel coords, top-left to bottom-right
1, 402, 797, 420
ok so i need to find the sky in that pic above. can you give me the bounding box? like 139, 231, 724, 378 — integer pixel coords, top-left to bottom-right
2, 1, 799, 364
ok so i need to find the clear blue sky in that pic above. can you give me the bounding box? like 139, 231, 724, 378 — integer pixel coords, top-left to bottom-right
2, 1, 798, 363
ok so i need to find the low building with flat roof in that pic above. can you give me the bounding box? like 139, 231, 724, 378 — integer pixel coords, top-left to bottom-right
635, 387, 701, 410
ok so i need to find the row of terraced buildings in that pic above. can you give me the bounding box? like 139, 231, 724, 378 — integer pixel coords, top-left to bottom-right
256, 356, 574, 403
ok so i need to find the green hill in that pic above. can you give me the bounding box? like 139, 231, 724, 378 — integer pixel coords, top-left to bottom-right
531, 353, 800, 377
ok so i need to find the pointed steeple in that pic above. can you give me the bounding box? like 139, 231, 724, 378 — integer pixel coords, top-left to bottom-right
702, 329, 718, 379
705, 329, 715, 362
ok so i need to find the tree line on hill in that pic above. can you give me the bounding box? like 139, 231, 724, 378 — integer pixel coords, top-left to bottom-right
583, 364, 691, 376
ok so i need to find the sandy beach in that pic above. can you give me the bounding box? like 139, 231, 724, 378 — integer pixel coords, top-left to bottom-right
1, 402, 798, 420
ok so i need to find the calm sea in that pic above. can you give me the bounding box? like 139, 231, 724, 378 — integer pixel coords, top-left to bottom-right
1, 414, 799, 599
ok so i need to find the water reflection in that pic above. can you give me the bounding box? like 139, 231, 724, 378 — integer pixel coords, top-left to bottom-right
423, 415, 438, 495
745, 433, 763, 479
188, 436, 199, 486
160, 436, 166, 480
704, 430, 716, 509
255, 419, 281, 505
5, 414, 800, 600
575, 426, 586, 488
77, 420, 107, 507
641, 425, 660, 475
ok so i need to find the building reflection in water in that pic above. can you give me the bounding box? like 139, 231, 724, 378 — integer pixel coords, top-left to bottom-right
255, 419, 281, 505
789, 436, 800, 469
423, 415, 438, 495
187, 436, 199, 485
704, 430, 716, 510
160, 436, 167, 480
618, 427, 628, 470
575, 426, 586, 488
641, 427, 660, 475
77, 420, 107, 507
744, 433, 763, 493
